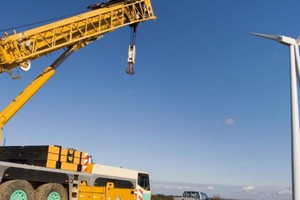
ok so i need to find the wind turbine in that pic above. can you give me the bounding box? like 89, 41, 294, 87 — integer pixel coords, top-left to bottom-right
250, 32, 300, 200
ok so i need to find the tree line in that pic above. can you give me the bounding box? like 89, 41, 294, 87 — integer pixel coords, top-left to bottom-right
151, 194, 236, 200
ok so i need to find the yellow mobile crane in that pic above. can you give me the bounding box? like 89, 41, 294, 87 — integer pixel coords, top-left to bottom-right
0, 0, 155, 143
0, 0, 155, 199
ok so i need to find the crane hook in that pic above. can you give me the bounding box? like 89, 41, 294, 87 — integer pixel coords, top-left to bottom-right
126, 44, 136, 75
125, 24, 138, 75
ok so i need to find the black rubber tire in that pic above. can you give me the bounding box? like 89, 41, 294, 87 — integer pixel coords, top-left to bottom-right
0, 179, 34, 200
34, 183, 68, 200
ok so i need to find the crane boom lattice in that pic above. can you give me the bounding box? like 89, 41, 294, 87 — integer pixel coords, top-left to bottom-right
0, 0, 155, 72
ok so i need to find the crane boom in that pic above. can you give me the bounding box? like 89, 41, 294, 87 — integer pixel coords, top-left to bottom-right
0, 0, 155, 72
0, 0, 156, 144
0, 47, 75, 144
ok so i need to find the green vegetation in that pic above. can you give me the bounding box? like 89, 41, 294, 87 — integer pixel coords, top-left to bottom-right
151, 194, 174, 200
151, 194, 235, 200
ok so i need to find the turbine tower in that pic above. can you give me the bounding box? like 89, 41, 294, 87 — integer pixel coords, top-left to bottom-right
250, 32, 300, 200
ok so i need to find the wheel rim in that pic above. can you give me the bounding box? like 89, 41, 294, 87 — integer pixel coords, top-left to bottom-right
47, 192, 61, 200
10, 190, 27, 200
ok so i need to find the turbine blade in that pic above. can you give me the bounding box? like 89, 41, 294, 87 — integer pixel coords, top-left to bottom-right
249, 32, 281, 41
250, 32, 296, 45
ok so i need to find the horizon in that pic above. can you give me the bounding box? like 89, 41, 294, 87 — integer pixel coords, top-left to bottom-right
151, 180, 291, 200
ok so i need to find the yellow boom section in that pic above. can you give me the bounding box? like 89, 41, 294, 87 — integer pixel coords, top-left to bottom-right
0, 0, 155, 72
0, 0, 156, 144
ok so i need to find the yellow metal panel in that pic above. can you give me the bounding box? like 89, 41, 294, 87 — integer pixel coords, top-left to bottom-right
60, 148, 68, 156
61, 148, 82, 156
61, 148, 70, 155
57, 155, 84, 165
48, 145, 61, 154
46, 160, 57, 169
107, 188, 135, 200
74, 151, 82, 158
46, 153, 59, 161
60, 162, 78, 171
59, 155, 67, 162
78, 184, 134, 200
78, 186, 106, 200
73, 157, 84, 165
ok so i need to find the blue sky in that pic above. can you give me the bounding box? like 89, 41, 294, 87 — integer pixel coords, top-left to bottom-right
0, 0, 299, 199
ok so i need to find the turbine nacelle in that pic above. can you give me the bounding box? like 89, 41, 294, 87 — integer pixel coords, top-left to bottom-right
249, 32, 298, 46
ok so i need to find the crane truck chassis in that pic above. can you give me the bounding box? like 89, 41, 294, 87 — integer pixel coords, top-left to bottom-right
0, 145, 151, 200
0, 0, 155, 199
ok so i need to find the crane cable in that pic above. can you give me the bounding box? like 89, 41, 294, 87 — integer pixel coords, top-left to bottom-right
130, 24, 138, 45
0, 11, 85, 33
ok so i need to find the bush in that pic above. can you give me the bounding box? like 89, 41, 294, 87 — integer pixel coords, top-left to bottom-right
151, 194, 174, 200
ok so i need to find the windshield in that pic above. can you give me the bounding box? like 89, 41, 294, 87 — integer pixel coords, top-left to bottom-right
138, 173, 150, 190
